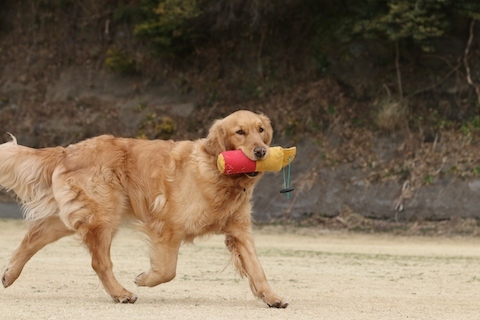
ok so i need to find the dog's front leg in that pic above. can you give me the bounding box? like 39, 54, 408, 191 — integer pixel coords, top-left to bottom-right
135, 224, 181, 287
224, 231, 288, 308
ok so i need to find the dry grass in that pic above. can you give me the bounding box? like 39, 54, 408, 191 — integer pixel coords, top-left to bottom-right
375, 98, 409, 132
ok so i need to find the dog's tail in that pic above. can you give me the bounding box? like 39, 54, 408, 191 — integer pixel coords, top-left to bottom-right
0, 134, 64, 220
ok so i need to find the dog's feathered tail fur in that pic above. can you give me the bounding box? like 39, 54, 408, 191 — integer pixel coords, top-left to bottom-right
0, 134, 63, 221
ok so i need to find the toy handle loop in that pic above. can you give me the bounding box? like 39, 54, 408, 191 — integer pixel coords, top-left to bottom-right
280, 156, 294, 199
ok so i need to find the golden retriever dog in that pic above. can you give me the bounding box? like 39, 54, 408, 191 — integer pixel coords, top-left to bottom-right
0, 110, 288, 308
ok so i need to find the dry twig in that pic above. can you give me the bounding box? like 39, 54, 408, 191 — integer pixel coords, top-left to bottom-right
463, 19, 480, 105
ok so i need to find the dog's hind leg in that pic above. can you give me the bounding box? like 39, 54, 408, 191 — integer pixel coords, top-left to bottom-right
52, 168, 136, 303
2, 216, 73, 288
80, 222, 138, 304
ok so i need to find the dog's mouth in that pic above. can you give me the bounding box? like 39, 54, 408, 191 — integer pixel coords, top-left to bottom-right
245, 172, 259, 178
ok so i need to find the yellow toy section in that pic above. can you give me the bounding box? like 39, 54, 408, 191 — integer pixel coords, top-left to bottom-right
217, 146, 296, 174
254, 146, 296, 172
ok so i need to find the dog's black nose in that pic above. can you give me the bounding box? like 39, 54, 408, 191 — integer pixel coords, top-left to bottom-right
254, 146, 267, 159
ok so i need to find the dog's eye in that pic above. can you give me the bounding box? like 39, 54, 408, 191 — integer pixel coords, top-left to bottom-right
259, 127, 264, 133
236, 129, 245, 135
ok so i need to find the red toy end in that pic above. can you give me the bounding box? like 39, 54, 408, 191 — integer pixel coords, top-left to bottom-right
218, 150, 256, 174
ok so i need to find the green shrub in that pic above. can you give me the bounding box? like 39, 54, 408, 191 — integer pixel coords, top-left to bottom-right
137, 114, 176, 140
134, 0, 200, 56
105, 48, 136, 74
351, 0, 480, 51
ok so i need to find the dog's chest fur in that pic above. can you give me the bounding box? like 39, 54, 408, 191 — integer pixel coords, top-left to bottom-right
158, 167, 256, 240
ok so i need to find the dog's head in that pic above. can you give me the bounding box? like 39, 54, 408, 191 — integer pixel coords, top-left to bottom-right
205, 110, 273, 164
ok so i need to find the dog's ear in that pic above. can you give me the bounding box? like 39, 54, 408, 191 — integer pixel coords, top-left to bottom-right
205, 119, 229, 156
259, 113, 273, 145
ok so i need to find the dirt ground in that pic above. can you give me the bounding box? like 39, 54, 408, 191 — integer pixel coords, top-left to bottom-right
2, 219, 480, 319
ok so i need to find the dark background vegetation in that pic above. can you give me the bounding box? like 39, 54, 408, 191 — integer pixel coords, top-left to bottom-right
2, 1, 480, 136
2, 0, 480, 228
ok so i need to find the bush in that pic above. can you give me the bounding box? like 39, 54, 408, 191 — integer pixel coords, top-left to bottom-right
137, 114, 176, 139
105, 48, 136, 74
134, 0, 200, 56
351, 0, 480, 52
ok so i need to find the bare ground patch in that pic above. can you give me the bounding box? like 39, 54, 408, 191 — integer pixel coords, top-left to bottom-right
2, 219, 480, 319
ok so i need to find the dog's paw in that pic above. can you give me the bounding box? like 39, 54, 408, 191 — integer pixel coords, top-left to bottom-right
112, 292, 138, 304
2, 268, 11, 288
267, 299, 289, 308
264, 295, 289, 308
134, 272, 146, 286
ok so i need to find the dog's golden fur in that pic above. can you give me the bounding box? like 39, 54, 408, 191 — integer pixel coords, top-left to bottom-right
0, 110, 288, 308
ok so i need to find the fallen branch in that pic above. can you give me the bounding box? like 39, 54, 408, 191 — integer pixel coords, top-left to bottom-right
409, 61, 462, 97
395, 40, 404, 100
463, 19, 480, 105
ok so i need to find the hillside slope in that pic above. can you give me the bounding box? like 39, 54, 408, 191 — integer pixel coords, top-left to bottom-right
1, 1, 480, 224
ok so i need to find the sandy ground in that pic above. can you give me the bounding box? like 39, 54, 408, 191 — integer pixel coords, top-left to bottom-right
2, 219, 480, 319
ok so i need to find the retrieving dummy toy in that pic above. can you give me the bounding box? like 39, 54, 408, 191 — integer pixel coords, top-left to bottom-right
217, 146, 296, 197
217, 146, 296, 175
